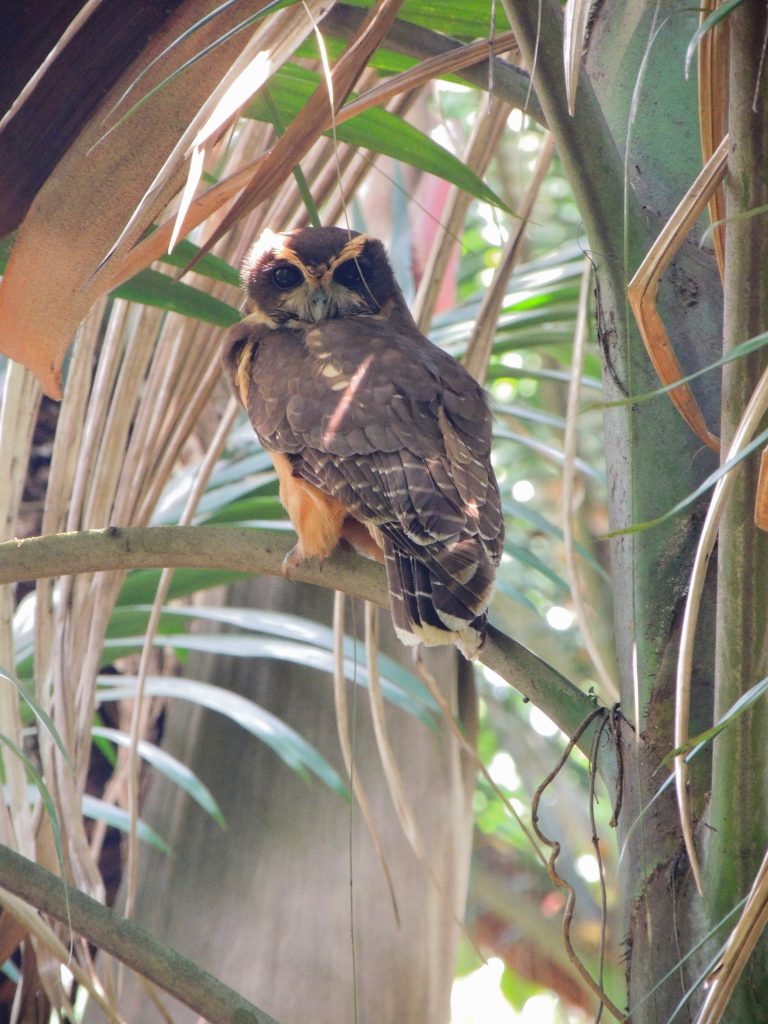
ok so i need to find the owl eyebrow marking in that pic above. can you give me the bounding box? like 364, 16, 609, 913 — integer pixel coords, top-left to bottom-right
336, 235, 369, 263
271, 248, 310, 275
332, 235, 380, 308
322, 354, 374, 447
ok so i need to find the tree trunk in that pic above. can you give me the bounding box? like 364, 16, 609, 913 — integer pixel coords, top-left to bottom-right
704, 2, 768, 1018
101, 576, 475, 1024
502, 3, 727, 1020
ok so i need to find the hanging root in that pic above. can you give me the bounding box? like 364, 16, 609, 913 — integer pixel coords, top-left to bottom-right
531, 706, 628, 1023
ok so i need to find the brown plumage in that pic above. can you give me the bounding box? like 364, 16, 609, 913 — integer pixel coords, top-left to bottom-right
222, 226, 504, 659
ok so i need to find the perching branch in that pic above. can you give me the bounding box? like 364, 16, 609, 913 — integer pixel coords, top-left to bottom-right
0, 842, 279, 1024
0, 525, 609, 764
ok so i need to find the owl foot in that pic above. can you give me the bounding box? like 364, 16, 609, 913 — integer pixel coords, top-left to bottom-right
282, 544, 306, 577
281, 544, 331, 578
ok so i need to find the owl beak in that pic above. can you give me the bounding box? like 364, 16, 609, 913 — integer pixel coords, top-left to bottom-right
309, 287, 330, 322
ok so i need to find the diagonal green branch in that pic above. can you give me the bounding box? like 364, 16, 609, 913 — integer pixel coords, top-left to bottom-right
0, 842, 279, 1024
0, 525, 609, 768
500, 0, 641, 273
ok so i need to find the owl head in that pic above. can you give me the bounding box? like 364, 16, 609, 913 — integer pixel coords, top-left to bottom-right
241, 226, 407, 326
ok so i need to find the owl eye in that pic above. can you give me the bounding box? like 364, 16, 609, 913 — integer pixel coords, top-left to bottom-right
271, 264, 303, 289
333, 260, 366, 290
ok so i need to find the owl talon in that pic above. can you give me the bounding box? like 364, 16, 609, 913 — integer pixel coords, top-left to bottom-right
282, 545, 332, 577
282, 544, 304, 577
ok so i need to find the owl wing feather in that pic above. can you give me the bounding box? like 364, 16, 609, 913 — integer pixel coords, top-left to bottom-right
223, 313, 504, 656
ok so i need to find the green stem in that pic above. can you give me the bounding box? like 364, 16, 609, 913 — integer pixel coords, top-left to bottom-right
499, 0, 639, 273
263, 88, 321, 226
705, 2, 768, 1015
0, 843, 278, 1024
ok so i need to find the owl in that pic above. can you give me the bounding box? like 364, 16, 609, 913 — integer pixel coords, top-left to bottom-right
222, 226, 504, 659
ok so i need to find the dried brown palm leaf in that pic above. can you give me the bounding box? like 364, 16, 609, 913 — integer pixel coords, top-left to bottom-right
563, 0, 593, 115
339, 30, 518, 121
23, 227, 253, 1009
411, 656, 547, 866
331, 592, 401, 926
322, 4, 538, 122
118, 397, 240, 923
262, 65, 387, 230
32, 217, 240, 875
0, 890, 122, 1022
119, 50, 475, 282
278, 135, 358, 227
627, 134, 728, 454
109, 119, 331, 287
198, 0, 406, 257
365, 604, 424, 858
696, 847, 768, 1024
0, 0, 260, 398
0, 2, 195, 240
756, 449, 768, 530
131, 1, 328, 257
675, 360, 768, 895
0, 363, 40, 853
363, 603, 475, 945
322, 89, 421, 228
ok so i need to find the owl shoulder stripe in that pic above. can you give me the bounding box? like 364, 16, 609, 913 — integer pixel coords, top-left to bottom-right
221, 314, 278, 408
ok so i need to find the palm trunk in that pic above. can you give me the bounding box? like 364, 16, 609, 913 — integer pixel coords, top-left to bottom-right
704, 3, 768, 1018
501, 3, 733, 1020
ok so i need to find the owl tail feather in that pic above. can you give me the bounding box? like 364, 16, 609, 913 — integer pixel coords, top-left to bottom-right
383, 537, 495, 660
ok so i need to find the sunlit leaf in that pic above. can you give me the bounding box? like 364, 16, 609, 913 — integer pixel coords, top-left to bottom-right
116, 568, 250, 606
159, 238, 240, 286
112, 268, 240, 326
246, 63, 508, 211
336, 0, 511, 37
